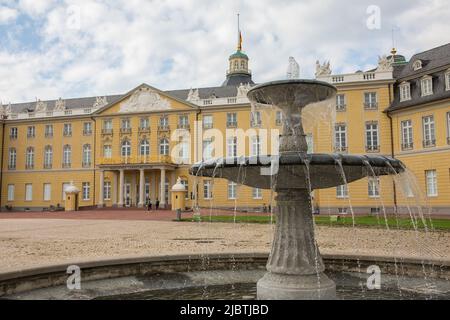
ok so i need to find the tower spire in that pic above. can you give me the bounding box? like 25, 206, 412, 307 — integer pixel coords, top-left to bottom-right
237, 13, 242, 51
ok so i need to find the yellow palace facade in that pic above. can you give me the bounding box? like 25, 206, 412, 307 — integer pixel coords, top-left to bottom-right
0, 41, 449, 215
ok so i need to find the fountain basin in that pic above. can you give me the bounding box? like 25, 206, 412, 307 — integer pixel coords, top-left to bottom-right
190, 154, 405, 190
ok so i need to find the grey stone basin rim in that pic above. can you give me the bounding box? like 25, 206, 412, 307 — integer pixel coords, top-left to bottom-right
189, 154, 405, 174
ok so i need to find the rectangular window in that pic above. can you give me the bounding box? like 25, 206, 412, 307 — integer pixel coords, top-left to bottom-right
203, 139, 214, 160
228, 182, 237, 200
252, 188, 262, 199
446, 112, 450, 145
446, 72, 450, 91
203, 180, 212, 199
401, 120, 413, 150
425, 170, 438, 197
7, 185, 14, 201
275, 111, 283, 125
103, 181, 111, 201
43, 183, 51, 201
121, 118, 131, 129
63, 123, 72, 136
62, 183, 70, 200
83, 122, 92, 135
336, 185, 348, 198
334, 124, 347, 152
227, 113, 237, 128
368, 178, 380, 198
365, 122, 379, 152
82, 182, 90, 201
25, 184, 33, 201
400, 83, 411, 102
227, 137, 237, 157
27, 126, 35, 138
336, 94, 346, 111
140, 117, 149, 129
422, 116, 436, 147
8, 148, 16, 170
159, 116, 169, 127
251, 136, 261, 156
178, 115, 189, 129
251, 111, 261, 127
10, 127, 18, 139
421, 77, 433, 96
45, 125, 53, 138
203, 115, 213, 129
364, 92, 378, 109
103, 145, 112, 158
103, 119, 113, 130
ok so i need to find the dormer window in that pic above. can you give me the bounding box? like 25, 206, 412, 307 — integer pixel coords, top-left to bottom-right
445, 69, 450, 91
421, 76, 433, 97
413, 60, 423, 71
399, 82, 411, 102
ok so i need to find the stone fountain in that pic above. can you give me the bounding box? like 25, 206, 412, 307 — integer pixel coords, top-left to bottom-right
190, 80, 404, 300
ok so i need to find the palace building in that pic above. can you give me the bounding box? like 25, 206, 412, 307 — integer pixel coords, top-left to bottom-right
0, 37, 449, 215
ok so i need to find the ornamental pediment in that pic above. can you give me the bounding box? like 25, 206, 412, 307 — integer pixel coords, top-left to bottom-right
119, 87, 171, 113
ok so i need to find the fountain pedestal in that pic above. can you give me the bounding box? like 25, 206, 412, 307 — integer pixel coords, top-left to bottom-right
257, 189, 336, 300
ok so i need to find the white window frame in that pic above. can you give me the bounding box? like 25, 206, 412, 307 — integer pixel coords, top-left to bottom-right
103, 119, 113, 130
7, 184, 15, 201
334, 124, 347, 152
140, 139, 150, 156
26, 147, 34, 169
83, 122, 92, 135
401, 120, 413, 150
425, 170, 438, 197
121, 140, 131, 157
25, 184, 33, 201
103, 181, 111, 201
82, 182, 90, 201
83, 144, 91, 166
365, 122, 379, 151
252, 188, 262, 200
399, 82, 411, 102
160, 116, 169, 127
364, 92, 378, 109
421, 76, 433, 97
228, 182, 237, 200
45, 124, 53, 137
63, 145, 72, 166
336, 94, 346, 111
44, 146, 53, 168
203, 180, 212, 199
227, 136, 237, 157
203, 138, 214, 161
63, 123, 72, 136
159, 138, 169, 156
445, 70, 450, 91
203, 115, 213, 129
251, 111, 262, 127
368, 177, 380, 198
8, 148, 16, 169
140, 117, 149, 129
251, 135, 261, 157
336, 185, 348, 199
43, 183, 51, 201
103, 145, 112, 158
10, 127, 18, 139
422, 115, 436, 147
227, 113, 237, 127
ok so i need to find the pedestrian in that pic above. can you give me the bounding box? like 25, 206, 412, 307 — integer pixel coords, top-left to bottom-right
146, 197, 151, 211
155, 199, 160, 210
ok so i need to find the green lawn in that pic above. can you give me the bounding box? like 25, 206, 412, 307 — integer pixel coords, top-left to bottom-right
180, 215, 450, 231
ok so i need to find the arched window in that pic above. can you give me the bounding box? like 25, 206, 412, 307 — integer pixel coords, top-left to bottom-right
121, 140, 131, 157
63, 145, 71, 167
44, 146, 53, 168
26, 147, 34, 169
159, 138, 169, 155
140, 139, 150, 156
8, 148, 17, 169
83, 144, 91, 166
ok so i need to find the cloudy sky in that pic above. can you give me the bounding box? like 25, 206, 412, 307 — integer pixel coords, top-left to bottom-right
0, 0, 449, 103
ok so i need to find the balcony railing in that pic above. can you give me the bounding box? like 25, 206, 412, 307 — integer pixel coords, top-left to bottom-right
138, 127, 150, 134
8, 165, 16, 170
364, 103, 378, 110
366, 145, 380, 153
82, 162, 91, 168
227, 122, 237, 128
45, 133, 53, 138
102, 128, 113, 135
62, 163, 72, 168
158, 125, 170, 132
177, 123, 190, 130
336, 104, 347, 112
120, 128, 132, 135
401, 142, 414, 151
423, 139, 436, 148
43, 163, 52, 169
98, 155, 173, 166
83, 130, 92, 136
25, 164, 34, 170
251, 121, 262, 128
203, 123, 213, 129
63, 131, 72, 137
334, 146, 348, 153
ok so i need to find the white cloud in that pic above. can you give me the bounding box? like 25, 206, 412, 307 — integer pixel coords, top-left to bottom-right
0, 0, 449, 103
0, 6, 18, 24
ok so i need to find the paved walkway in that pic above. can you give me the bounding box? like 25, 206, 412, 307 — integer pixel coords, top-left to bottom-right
0, 217, 449, 274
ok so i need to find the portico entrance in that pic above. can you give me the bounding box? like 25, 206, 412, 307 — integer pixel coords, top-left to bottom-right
98, 165, 177, 209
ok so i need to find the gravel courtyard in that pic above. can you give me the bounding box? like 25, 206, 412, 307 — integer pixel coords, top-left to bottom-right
0, 218, 449, 273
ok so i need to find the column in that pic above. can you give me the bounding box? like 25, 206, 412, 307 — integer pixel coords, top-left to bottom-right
160, 168, 166, 208
112, 171, 118, 206
138, 169, 145, 208
98, 170, 105, 208
150, 171, 156, 203
118, 169, 124, 207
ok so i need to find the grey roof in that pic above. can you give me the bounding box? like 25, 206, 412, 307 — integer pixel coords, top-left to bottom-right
8, 94, 123, 113
395, 43, 450, 79
387, 43, 450, 113
222, 72, 254, 87
166, 85, 241, 100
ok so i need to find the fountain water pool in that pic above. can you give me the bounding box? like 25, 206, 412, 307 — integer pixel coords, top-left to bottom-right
190, 80, 405, 300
